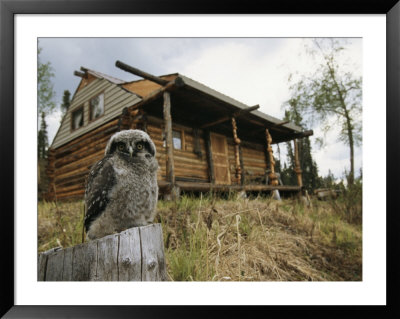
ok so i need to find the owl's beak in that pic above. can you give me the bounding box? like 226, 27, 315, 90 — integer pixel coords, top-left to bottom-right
129, 146, 134, 157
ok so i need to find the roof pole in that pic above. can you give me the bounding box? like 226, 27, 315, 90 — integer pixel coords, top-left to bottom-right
116, 60, 169, 86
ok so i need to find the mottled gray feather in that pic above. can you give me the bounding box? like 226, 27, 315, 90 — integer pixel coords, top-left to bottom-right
84, 155, 116, 232
84, 129, 159, 240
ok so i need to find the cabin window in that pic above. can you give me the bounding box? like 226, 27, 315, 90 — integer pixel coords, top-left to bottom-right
162, 129, 183, 150
71, 107, 84, 130
172, 130, 182, 149
89, 93, 105, 121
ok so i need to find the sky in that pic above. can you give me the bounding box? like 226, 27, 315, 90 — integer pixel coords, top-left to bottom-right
38, 37, 362, 180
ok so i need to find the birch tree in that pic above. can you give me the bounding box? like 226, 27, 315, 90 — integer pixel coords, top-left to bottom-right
37, 46, 56, 123
288, 39, 362, 185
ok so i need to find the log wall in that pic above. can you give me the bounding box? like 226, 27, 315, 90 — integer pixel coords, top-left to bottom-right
146, 118, 209, 183
48, 115, 210, 201
48, 114, 269, 200
227, 140, 267, 185
47, 118, 120, 200
241, 144, 268, 182
48, 106, 272, 201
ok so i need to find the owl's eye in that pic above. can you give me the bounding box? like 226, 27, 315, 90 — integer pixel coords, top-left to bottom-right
136, 143, 143, 150
118, 144, 125, 151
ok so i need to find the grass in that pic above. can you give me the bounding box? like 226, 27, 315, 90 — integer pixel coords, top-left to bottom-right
38, 200, 85, 252
38, 192, 362, 281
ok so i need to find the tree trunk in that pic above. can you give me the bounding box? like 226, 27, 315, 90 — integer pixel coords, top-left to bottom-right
327, 61, 355, 185
344, 110, 355, 185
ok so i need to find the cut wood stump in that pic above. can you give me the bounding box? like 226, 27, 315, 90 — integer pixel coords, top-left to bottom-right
315, 188, 340, 200
37, 224, 167, 281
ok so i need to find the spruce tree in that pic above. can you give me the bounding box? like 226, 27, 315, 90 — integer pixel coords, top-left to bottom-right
283, 103, 320, 192
287, 39, 362, 185
61, 90, 71, 115
38, 112, 49, 159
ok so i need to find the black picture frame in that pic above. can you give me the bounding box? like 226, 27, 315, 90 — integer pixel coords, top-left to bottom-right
1, 0, 399, 318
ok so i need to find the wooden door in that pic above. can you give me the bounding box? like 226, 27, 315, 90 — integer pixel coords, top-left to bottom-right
210, 133, 231, 185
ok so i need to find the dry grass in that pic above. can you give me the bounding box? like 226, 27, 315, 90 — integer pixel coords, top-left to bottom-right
156, 194, 362, 281
38, 200, 85, 252
38, 193, 362, 281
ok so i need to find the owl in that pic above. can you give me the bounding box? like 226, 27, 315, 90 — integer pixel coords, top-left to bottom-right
84, 129, 159, 240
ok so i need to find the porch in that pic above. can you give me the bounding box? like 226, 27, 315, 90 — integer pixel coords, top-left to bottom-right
158, 180, 301, 196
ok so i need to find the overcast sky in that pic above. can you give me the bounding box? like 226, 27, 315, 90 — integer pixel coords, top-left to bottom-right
38, 37, 362, 180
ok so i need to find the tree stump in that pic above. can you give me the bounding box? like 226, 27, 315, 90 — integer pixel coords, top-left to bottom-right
37, 224, 167, 281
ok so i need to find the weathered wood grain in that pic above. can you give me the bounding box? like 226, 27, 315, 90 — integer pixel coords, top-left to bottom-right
38, 224, 167, 281
45, 250, 65, 281
62, 247, 74, 281
72, 240, 98, 281
118, 227, 142, 281
37, 246, 63, 281
139, 224, 167, 281
96, 233, 119, 281
37, 253, 48, 281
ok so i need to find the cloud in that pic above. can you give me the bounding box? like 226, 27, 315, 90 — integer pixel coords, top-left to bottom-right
175, 39, 293, 118
311, 116, 362, 177
46, 109, 63, 145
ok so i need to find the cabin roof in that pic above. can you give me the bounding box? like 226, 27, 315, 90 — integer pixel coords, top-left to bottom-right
51, 66, 311, 149
82, 67, 302, 132
82, 67, 126, 85
176, 74, 302, 132
120, 72, 301, 132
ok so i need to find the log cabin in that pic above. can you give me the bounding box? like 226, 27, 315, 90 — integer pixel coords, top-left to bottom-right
45, 62, 313, 201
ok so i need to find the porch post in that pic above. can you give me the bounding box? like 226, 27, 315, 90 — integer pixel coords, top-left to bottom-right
265, 129, 279, 186
293, 139, 303, 187
204, 130, 215, 184
163, 91, 176, 198
231, 117, 242, 185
